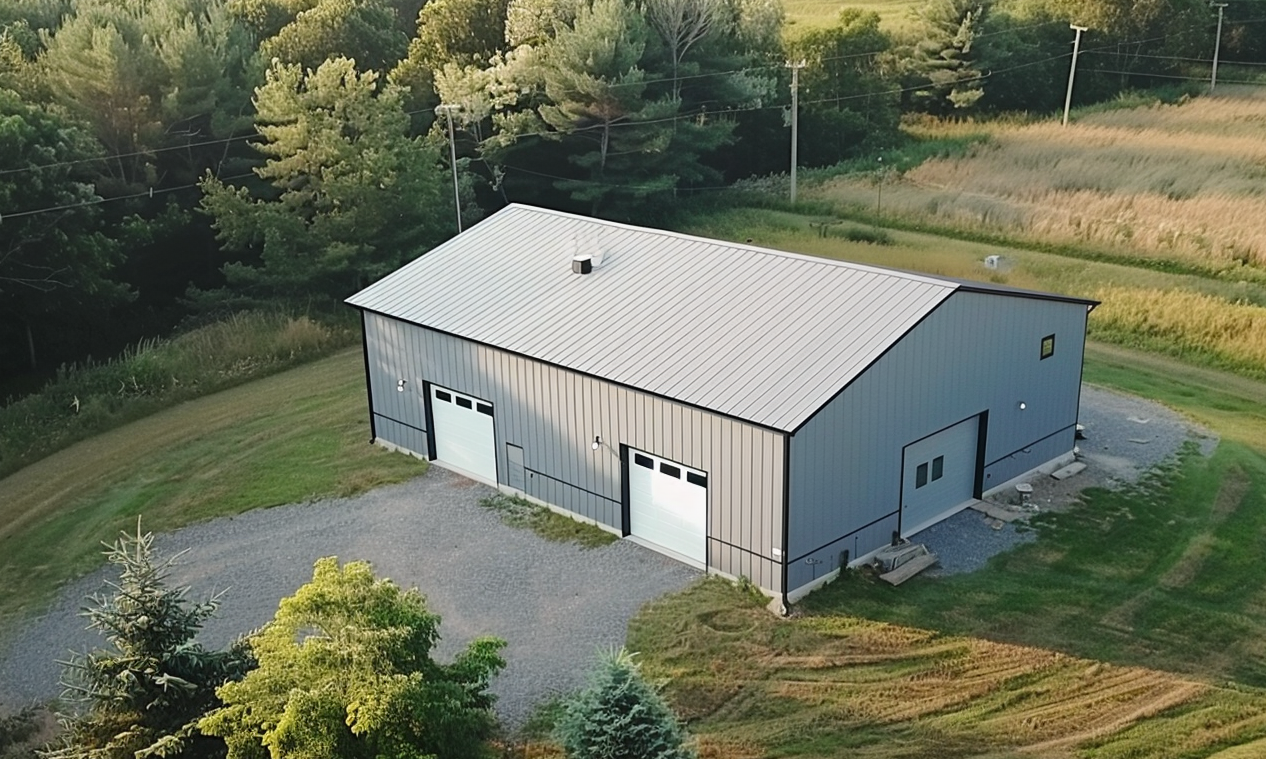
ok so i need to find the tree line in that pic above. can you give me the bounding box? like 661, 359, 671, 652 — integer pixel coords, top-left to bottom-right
0, 0, 1259, 386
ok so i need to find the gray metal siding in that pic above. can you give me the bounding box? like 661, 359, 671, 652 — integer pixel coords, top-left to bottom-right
787, 291, 1088, 585
362, 311, 786, 592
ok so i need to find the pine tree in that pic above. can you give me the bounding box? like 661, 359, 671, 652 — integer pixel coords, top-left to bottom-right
45, 522, 253, 759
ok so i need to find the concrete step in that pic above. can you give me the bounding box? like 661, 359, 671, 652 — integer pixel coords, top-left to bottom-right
1051, 461, 1088, 480
968, 500, 1028, 523
880, 552, 938, 586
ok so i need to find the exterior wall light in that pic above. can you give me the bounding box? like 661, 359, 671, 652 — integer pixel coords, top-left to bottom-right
397, 379, 407, 392
1018, 401, 1027, 410
592, 435, 601, 451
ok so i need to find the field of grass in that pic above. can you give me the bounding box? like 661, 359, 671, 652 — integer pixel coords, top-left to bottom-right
630, 579, 1266, 758
811, 87, 1266, 274
782, 0, 914, 34
0, 312, 358, 480
806, 440, 1266, 686
0, 349, 425, 629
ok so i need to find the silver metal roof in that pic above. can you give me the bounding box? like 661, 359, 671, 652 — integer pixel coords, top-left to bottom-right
347, 204, 1067, 431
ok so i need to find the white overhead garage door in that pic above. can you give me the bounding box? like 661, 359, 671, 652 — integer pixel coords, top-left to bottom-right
628, 449, 707, 565
901, 415, 980, 537
431, 385, 497, 484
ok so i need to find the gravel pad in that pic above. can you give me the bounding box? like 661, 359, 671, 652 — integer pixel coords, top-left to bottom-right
918, 384, 1218, 577
0, 467, 700, 729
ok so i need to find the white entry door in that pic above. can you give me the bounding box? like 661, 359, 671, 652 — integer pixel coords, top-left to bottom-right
431, 385, 497, 484
628, 448, 707, 564
901, 415, 980, 537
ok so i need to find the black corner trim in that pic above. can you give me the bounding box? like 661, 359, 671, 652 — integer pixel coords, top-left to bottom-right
781, 433, 791, 602
974, 410, 989, 498
421, 380, 437, 460
358, 309, 377, 443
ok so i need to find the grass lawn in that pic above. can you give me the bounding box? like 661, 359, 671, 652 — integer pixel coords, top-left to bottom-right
0, 348, 425, 630
631, 579, 1266, 758
804, 440, 1266, 685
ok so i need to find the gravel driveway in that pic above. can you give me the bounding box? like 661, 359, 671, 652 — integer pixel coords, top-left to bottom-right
0, 468, 700, 729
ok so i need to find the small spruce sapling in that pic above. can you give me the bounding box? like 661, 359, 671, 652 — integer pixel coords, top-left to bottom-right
45, 521, 253, 759
555, 647, 696, 759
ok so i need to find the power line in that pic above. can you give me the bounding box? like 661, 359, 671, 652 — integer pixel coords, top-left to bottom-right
0, 133, 257, 177
1, 173, 255, 220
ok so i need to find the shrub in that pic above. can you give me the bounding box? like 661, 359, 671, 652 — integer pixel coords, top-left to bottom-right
200, 558, 506, 759
555, 648, 696, 759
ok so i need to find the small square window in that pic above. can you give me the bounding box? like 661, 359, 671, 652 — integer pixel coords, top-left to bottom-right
1041, 334, 1056, 360
659, 463, 681, 479
634, 454, 653, 469
456, 396, 473, 409
916, 462, 928, 488
932, 456, 944, 481
435, 390, 452, 403
686, 472, 707, 488
476, 403, 493, 416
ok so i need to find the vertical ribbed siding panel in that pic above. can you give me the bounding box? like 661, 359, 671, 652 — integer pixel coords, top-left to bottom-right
362, 316, 788, 588
786, 293, 1088, 596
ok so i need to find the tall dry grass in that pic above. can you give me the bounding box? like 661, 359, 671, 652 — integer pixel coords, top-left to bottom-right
1089, 285, 1266, 380
815, 86, 1266, 271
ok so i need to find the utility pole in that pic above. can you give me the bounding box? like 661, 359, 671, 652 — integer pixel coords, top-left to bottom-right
1211, 3, 1228, 92
786, 60, 805, 204
1062, 24, 1088, 127
876, 156, 884, 215
435, 104, 463, 233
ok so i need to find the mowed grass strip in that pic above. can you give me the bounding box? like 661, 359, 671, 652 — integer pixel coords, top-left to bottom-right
0, 348, 425, 627
631, 579, 1266, 759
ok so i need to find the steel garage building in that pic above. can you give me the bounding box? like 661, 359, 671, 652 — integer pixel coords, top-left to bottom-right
347, 204, 1096, 605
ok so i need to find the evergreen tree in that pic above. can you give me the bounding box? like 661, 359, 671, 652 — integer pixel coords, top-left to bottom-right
0, 88, 128, 371
555, 648, 696, 759
905, 0, 989, 112
45, 523, 253, 759
199, 558, 506, 759
199, 57, 451, 305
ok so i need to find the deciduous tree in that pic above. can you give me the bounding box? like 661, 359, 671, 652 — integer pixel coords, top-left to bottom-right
199, 558, 506, 759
